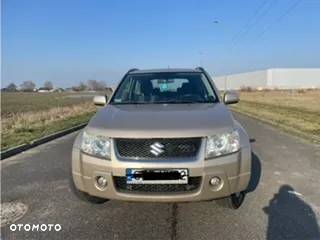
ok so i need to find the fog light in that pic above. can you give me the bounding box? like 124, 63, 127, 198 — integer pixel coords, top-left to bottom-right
96, 176, 108, 188
209, 177, 221, 186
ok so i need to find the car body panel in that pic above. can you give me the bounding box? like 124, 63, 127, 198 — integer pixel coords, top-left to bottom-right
86, 103, 234, 138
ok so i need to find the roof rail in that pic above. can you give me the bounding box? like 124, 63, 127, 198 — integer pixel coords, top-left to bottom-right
127, 68, 139, 74
195, 67, 206, 72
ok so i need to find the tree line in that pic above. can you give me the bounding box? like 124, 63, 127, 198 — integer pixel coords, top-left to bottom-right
3, 80, 108, 92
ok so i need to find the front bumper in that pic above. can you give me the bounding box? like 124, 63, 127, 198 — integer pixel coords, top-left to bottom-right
72, 134, 251, 202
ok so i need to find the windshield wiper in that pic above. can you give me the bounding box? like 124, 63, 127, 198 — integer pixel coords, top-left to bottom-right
151, 100, 213, 104
111, 100, 214, 105
111, 101, 150, 105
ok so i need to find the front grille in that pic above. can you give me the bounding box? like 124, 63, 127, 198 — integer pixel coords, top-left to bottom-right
113, 177, 201, 193
115, 138, 201, 159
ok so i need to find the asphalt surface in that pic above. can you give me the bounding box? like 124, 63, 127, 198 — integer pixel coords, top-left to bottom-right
1, 113, 320, 240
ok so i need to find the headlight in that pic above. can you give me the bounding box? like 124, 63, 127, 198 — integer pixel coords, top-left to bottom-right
206, 130, 240, 158
81, 131, 111, 159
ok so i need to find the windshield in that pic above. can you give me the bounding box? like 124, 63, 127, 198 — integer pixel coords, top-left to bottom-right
110, 72, 218, 104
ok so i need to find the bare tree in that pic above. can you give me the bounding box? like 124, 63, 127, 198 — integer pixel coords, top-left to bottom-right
6, 83, 18, 92
87, 80, 106, 91
43, 81, 53, 90
20, 81, 36, 92
72, 82, 87, 91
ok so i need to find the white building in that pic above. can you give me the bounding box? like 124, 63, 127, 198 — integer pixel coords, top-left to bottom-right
213, 68, 320, 90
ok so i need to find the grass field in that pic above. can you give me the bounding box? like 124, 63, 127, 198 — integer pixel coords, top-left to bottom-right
1, 92, 100, 117
231, 89, 320, 144
2, 89, 319, 151
1, 92, 105, 150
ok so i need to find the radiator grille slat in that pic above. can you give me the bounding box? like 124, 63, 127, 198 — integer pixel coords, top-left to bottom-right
115, 138, 201, 159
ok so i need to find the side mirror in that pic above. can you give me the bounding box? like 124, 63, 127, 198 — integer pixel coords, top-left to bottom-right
93, 95, 107, 106
223, 91, 239, 105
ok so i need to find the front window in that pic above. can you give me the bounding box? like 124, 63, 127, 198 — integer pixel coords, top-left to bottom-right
111, 72, 218, 104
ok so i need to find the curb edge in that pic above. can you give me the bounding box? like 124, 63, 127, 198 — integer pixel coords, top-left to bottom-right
1, 123, 87, 160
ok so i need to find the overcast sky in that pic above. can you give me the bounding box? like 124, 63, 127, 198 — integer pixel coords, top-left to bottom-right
2, 0, 320, 88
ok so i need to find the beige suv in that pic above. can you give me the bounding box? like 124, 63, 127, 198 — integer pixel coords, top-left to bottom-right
71, 67, 251, 209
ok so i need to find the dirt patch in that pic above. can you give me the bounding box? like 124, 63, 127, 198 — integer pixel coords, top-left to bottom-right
0, 202, 28, 227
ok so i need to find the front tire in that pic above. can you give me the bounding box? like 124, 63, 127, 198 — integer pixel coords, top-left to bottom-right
216, 192, 246, 209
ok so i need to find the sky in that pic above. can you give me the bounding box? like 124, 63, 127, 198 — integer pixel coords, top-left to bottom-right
2, 0, 320, 88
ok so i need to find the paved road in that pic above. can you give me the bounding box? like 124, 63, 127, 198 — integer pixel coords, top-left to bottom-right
1, 113, 320, 240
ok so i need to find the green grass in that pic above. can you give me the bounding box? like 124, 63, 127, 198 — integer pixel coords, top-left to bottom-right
2, 112, 94, 150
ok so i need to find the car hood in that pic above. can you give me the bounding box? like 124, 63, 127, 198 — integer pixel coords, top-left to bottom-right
86, 103, 235, 138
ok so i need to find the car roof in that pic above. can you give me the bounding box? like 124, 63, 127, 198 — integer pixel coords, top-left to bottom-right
128, 68, 202, 74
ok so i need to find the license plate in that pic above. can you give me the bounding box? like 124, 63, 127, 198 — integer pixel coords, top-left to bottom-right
126, 169, 188, 184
